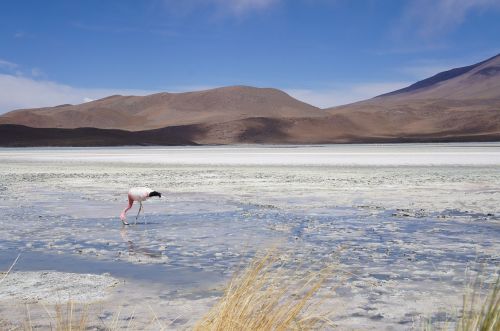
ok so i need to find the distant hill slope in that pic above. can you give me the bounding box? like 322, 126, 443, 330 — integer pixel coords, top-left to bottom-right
325, 53, 500, 141
0, 86, 325, 131
0, 54, 499, 145
2, 118, 499, 147
379, 53, 500, 98
0, 124, 199, 147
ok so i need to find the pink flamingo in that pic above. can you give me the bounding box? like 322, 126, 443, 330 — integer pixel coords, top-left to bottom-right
120, 187, 161, 225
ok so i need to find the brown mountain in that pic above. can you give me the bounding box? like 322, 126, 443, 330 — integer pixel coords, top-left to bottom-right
0, 86, 325, 131
325, 53, 500, 141
0, 54, 499, 146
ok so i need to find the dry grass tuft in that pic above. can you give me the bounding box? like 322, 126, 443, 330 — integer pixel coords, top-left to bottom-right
456, 277, 499, 331
8, 251, 331, 331
424, 276, 500, 331
23, 301, 89, 331
193, 252, 331, 331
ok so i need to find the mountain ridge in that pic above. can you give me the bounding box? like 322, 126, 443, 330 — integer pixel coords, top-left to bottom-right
0, 85, 325, 131
377, 53, 500, 98
1, 53, 499, 145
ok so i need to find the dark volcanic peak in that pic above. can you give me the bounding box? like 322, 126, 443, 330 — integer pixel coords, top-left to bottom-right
473, 65, 500, 77
378, 53, 500, 97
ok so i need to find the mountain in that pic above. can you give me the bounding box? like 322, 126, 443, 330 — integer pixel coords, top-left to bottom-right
0, 54, 499, 145
325, 53, 500, 141
0, 86, 325, 131
379, 53, 500, 98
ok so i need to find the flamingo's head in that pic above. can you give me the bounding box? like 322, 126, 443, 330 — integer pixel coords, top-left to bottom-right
149, 191, 162, 198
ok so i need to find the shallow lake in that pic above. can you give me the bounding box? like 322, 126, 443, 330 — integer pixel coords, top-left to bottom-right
0, 144, 499, 329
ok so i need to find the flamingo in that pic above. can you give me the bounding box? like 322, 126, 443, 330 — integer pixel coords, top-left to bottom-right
120, 187, 161, 225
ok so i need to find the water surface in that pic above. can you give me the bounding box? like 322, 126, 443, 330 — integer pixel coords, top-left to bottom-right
0, 144, 498, 329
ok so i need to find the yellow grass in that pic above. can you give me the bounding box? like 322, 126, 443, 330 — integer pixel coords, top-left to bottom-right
455, 277, 500, 331
193, 252, 331, 331
14, 252, 330, 331
23, 301, 89, 331
424, 277, 500, 331
4, 251, 497, 331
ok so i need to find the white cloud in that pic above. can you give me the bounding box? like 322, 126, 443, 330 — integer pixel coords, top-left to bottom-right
285, 82, 411, 108
0, 59, 18, 70
0, 74, 157, 114
30, 68, 44, 78
0, 59, 47, 79
162, 0, 279, 17
14, 31, 26, 38
214, 0, 279, 15
399, 0, 500, 38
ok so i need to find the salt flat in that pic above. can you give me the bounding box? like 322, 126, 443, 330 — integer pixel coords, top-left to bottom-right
0, 144, 498, 330
1, 143, 500, 165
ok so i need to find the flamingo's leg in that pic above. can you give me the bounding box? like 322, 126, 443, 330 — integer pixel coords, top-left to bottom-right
135, 202, 143, 224
120, 198, 133, 226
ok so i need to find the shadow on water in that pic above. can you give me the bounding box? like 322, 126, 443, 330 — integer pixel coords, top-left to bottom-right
0, 249, 222, 289
0, 220, 225, 288
120, 226, 162, 259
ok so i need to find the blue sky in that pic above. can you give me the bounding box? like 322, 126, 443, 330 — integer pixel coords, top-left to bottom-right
0, 0, 499, 112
